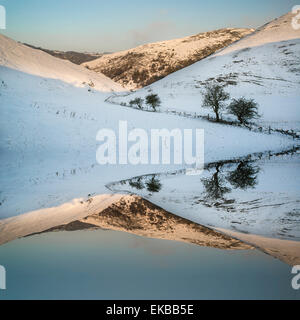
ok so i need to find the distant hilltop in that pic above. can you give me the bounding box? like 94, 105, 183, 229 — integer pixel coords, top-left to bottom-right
23, 42, 107, 65
82, 28, 254, 89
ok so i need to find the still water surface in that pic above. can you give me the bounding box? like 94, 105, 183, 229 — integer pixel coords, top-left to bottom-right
0, 229, 299, 300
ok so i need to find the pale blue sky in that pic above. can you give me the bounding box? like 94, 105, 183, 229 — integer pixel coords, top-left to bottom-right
0, 0, 295, 52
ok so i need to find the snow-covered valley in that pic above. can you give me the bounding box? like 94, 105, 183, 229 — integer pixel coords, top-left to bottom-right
0, 11, 300, 266
0, 64, 296, 219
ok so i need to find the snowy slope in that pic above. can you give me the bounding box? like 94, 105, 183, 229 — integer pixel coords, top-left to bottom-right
0, 30, 298, 251
83, 28, 253, 89
0, 41, 295, 220
1, 64, 294, 219
0, 34, 124, 92
113, 12, 300, 130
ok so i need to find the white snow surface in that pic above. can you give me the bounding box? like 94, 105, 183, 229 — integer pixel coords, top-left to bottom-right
0, 15, 298, 242
0, 34, 125, 92
1, 64, 294, 218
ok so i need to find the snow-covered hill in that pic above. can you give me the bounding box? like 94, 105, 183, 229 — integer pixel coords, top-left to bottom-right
113, 12, 300, 130
83, 28, 253, 89
0, 26, 298, 256
0, 32, 294, 219
0, 34, 124, 92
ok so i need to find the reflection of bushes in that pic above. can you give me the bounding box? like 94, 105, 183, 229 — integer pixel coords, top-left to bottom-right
146, 176, 162, 193
129, 178, 145, 190
201, 161, 260, 201
226, 162, 259, 190
202, 165, 230, 200
127, 175, 163, 193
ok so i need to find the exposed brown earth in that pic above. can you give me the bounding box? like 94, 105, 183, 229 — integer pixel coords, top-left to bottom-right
83, 28, 254, 88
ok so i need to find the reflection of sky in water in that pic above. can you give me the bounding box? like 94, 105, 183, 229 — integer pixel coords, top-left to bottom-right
0, 229, 299, 300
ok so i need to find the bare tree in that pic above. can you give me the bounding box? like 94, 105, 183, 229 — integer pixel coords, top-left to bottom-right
202, 83, 230, 122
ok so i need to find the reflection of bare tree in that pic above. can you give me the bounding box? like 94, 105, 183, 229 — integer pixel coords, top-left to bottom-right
201, 164, 230, 200
146, 176, 162, 193
227, 162, 260, 190
129, 177, 145, 190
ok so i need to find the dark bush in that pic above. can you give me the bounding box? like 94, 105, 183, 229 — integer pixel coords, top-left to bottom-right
227, 97, 260, 124
129, 97, 144, 109
145, 94, 161, 111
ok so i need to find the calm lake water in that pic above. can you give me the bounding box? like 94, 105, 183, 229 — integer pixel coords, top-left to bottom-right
107, 149, 300, 240
0, 229, 299, 300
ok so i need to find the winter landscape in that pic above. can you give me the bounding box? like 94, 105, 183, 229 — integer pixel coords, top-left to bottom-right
0, 1, 300, 300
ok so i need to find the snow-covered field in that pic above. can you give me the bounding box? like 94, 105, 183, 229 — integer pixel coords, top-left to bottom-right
0, 12, 299, 252
1, 64, 294, 219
